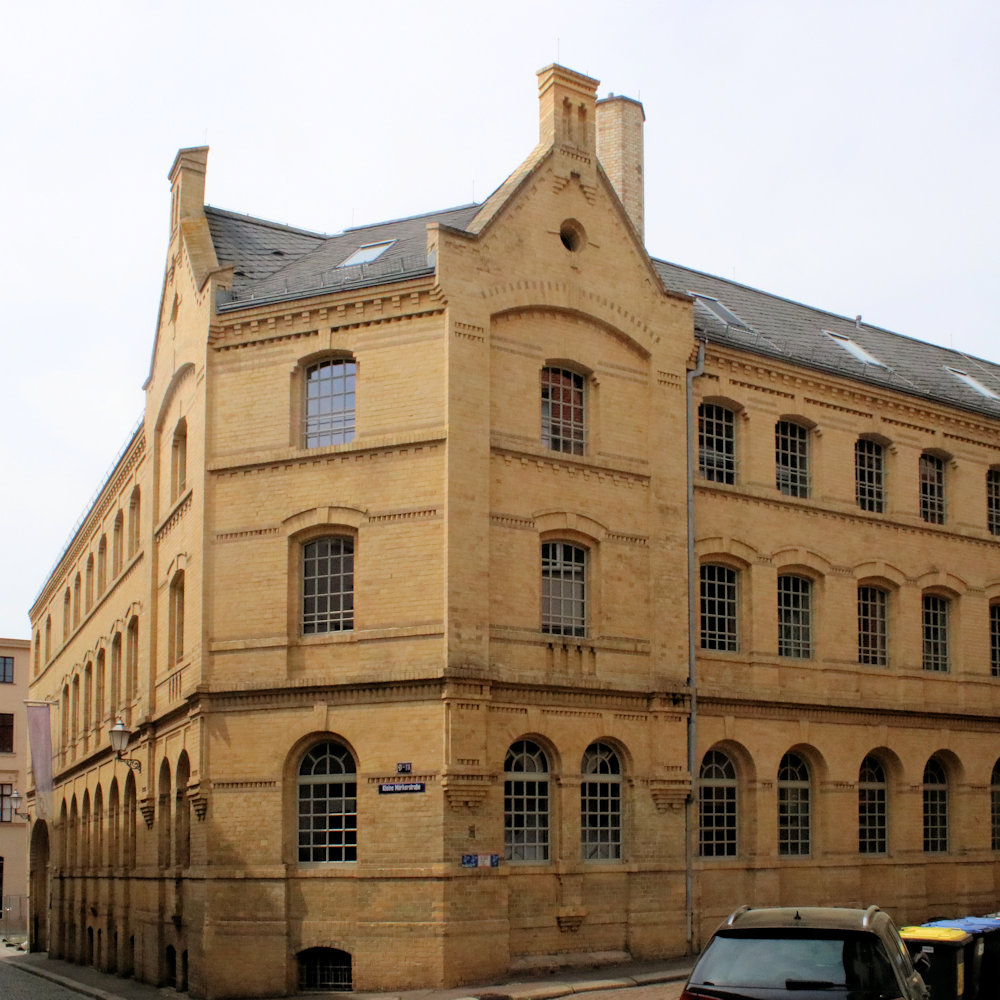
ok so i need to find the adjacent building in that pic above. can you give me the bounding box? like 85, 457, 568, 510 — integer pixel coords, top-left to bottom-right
0, 637, 30, 936
24, 65, 1000, 997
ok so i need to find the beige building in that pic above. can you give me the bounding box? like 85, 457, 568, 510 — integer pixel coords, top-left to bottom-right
0, 637, 30, 936
24, 65, 1000, 997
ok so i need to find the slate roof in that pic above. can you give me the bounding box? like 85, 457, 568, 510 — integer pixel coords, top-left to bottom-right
204, 200, 1000, 423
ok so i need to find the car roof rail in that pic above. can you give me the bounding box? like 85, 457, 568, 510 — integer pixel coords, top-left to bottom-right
726, 905, 752, 926
862, 905, 880, 928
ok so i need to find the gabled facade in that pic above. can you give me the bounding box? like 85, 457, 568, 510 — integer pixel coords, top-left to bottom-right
24, 65, 1000, 998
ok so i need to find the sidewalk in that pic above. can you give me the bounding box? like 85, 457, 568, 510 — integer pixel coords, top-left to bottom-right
2, 943, 692, 1000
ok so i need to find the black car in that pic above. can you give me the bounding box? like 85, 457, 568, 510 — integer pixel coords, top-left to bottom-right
681, 906, 929, 1000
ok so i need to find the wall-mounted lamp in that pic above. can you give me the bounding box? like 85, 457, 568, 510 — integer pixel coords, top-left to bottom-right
9, 787, 26, 819
109, 718, 142, 773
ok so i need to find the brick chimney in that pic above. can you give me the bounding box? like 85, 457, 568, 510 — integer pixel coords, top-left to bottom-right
537, 64, 600, 154
596, 94, 645, 241
167, 146, 209, 235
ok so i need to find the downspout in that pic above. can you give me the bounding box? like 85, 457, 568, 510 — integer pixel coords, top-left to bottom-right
684, 339, 706, 956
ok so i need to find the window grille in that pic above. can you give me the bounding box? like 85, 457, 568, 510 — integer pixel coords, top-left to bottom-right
992, 761, 1000, 852
775, 421, 809, 497
580, 742, 622, 861
858, 586, 888, 666
855, 439, 885, 512
541, 367, 585, 454
700, 564, 739, 651
297, 743, 357, 864
919, 453, 945, 523
298, 948, 352, 992
505, 740, 549, 862
778, 752, 810, 856
305, 359, 356, 448
988, 469, 1000, 536
858, 756, 887, 855
303, 537, 354, 634
922, 595, 949, 672
699, 404, 736, 484
699, 750, 737, 857
922, 757, 948, 853
541, 542, 586, 637
778, 575, 812, 659
992, 604, 1000, 678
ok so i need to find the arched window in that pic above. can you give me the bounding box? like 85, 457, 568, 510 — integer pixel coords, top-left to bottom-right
85, 556, 94, 612
858, 755, 887, 854
45, 616, 52, 661
992, 761, 1000, 851
855, 438, 885, 512
92, 786, 104, 868
175, 752, 191, 868
110, 633, 122, 714
158, 760, 172, 867
73, 573, 82, 628
127, 488, 141, 556
124, 773, 137, 869
504, 740, 549, 862
541, 366, 585, 454
700, 564, 739, 651
171, 418, 188, 501
699, 403, 736, 484
108, 780, 121, 871
168, 571, 185, 666
923, 756, 948, 853
63, 588, 71, 640
297, 742, 357, 863
580, 742, 622, 861
33, 631, 40, 675
699, 749, 738, 857
97, 535, 107, 593
83, 661, 93, 734
298, 947, 352, 992
112, 512, 124, 576
541, 541, 587, 637
777, 575, 813, 659
920, 453, 946, 524
304, 358, 356, 448
776, 420, 809, 498
778, 752, 811, 856
125, 618, 139, 719
302, 537, 354, 634
858, 586, 889, 666
95, 650, 105, 726
71, 676, 80, 748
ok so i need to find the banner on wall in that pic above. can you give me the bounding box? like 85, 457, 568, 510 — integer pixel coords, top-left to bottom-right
25, 701, 54, 820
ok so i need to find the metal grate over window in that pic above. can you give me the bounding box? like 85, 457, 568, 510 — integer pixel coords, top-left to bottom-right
988, 469, 1000, 536
541, 542, 586, 637
580, 742, 622, 861
776, 421, 809, 498
699, 404, 736, 484
541, 367, 585, 454
855, 439, 885, 513
305, 359, 357, 448
992, 604, 1000, 678
700, 564, 739, 651
699, 750, 737, 857
303, 537, 354, 634
858, 755, 887, 855
505, 740, 549, 862
297, 743, 357, 864
922, 594, 949, 672
919, 453, 945, 524
858, 586, 888, 666
778, 752, 810, 856
778, 575, 812, 659
923, 757, 948, 853
298, 947, 352, 992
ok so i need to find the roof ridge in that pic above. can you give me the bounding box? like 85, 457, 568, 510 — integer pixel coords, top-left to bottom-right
344, 202, 480, 234
204, 205, 329, 240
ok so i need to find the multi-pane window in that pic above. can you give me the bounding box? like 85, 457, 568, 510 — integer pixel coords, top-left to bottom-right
580, 742, 622, 861
541, 542, 586, 637
922, 594, 950, 672
0, 783, 12, 822
778, 752, 811, 856
989, 469, 1000, 536
541, 366, 585, 455
992, 604, 1000, 678
0, 656, 12, 683
858, 755, 887, 855
922, 756, 948, 853
855, 439, 885, 512
858, 586, 888, 666
303, 537, 355, 634
699, 749, 737, 858
699, 404, 736, 484
504, 740, 549, 862
992, 760, 1000, 851
0, 713, 12, 753
297, 742, 357, 863
919, 453, 945, 524
775, 421, 809, 498
700, 564, 739, 651
305, 359, 357, 448
778, 575, 812, 658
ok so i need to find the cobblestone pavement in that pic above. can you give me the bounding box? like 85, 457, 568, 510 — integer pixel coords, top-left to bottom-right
0, 957, 95, 1000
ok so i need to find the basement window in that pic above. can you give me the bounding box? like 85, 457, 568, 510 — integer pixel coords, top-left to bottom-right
339, 241, 394, 267
824, 330, 887, 368
944, 366, 1000, 400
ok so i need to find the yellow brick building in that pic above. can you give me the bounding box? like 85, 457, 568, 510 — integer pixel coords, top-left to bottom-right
25, 65, 1000, 997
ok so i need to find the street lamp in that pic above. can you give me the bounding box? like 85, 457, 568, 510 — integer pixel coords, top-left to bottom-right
8, 787, 25, 818
109, 718, 142, 773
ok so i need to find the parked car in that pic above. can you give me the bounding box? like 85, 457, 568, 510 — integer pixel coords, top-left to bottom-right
681, 905, 929, 1000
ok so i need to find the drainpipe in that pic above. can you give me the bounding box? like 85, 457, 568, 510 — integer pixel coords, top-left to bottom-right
684, 340, 706, 956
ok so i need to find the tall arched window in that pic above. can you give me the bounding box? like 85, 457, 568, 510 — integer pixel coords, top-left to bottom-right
85, 556, 94, 612
110, 633, 122, 714
168, 571, 185, 666
302, 537, 354, 634
73, 574, 82, 628
919, 453, 946, 524
97, 535, 107, 593
858, 586, 889, 666
175, 752, 191, 868
858, 755, 887, 855
124, 773, 137, 869
125, 618, 139, 720
775, 420, 810, 497
778, 751, 811, 856
699, 749, 738, 857
923, 756, 948, 853
112, 512, 124, 576
108, 779, 121, 871
580, 742, 622, 861
158, 760, 172, 867
304, 358, 357, 448
95, 650, 106, 727
297, 742, 357, 863
504, 740, 549, 862
171, 418, 188, 501
63, 588, 71, 639
92, 786, 104, 868
127, 488, 141, 556
83, 662, 93, 735
45, 616, 52, 661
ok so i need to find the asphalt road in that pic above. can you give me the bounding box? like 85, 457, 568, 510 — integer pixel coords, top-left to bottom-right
0, 957, 87, 1000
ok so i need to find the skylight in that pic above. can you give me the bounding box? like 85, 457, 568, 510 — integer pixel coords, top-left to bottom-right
945, 366, 1000, 400
691, 294, 750, 330
339, 241, 394, 267
823, 330, 887, 368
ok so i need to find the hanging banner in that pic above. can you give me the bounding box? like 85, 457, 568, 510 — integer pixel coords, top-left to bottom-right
25, 701, 54, 820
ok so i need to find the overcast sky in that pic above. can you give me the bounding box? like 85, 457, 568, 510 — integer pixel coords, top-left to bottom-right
1, 0, 997, 638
